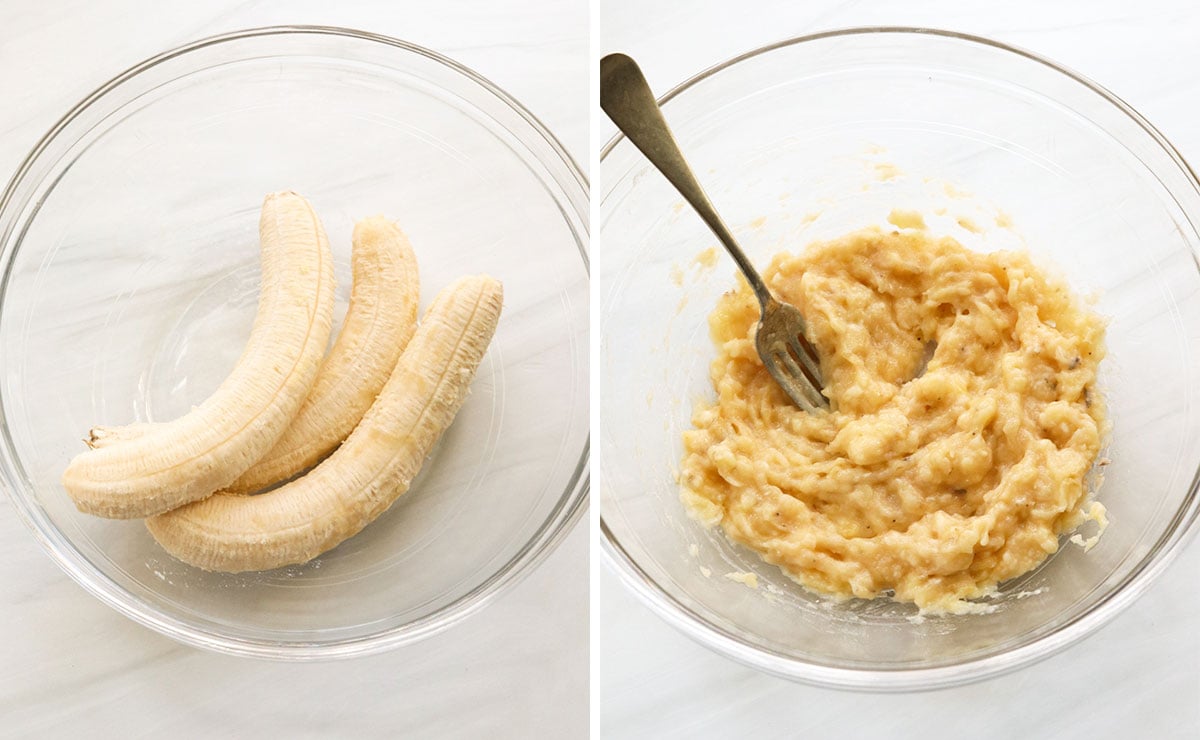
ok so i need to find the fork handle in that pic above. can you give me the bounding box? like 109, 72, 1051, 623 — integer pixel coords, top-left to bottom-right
600, 53, 775, 310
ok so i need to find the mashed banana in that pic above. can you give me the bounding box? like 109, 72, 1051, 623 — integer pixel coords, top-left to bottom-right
680, 227, 1107, 613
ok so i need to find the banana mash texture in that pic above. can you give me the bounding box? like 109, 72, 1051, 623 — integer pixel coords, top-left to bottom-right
680, 227, 1108, 613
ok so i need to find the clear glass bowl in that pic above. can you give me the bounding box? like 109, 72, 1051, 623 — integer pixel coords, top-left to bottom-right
0, 26, 588, 658
599, 28, 1200, 690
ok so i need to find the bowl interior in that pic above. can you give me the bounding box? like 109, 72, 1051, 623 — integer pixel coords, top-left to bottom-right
599, 30, 1200, 682
0, 29, 588, 653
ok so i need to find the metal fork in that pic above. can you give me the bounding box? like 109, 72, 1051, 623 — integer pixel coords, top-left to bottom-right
600, 53, 827, 411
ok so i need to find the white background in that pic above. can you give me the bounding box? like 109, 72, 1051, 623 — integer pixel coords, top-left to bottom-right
598, 1, 1200, 738
0, 1, 587, 738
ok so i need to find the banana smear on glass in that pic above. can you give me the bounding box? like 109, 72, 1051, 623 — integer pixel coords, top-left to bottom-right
145, 275, 504, 572
61, 191, 336, 519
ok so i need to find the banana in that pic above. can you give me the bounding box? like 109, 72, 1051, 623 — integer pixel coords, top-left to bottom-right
145, 275, 503, 572
223, 216, 420, 494
61, 191, 336, 519
85, 422, 155, 449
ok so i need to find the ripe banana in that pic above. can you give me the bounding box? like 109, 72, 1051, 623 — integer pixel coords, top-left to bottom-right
223, 216, 420, 494
62, 191, 336, 519
146, 275, 504, 572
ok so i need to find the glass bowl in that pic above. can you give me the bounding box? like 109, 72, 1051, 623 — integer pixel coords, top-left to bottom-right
599, 27, 1200, 690
0, 26, 588, 658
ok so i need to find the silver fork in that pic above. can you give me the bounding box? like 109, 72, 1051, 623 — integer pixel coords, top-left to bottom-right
600, 53, 827, 411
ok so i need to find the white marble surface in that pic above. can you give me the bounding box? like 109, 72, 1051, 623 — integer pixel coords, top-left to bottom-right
0, 1, 587, 738
599, 1, 1200, 738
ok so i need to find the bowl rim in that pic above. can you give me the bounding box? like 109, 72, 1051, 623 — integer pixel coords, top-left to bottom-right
598, 25, 1200, 691
0, 24, 589, 660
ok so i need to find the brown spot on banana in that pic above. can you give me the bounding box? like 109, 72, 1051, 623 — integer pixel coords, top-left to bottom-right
86, 422, 156, 450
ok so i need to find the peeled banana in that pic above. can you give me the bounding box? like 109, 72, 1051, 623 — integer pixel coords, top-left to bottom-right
61, 191, 336, 518
146, 275, 504, 572
223, 216, 420, 494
